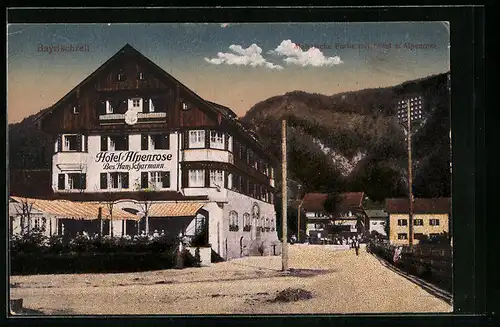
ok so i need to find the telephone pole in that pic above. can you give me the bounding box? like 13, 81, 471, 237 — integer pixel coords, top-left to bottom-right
281, 119, 288, 271
406, 99, 414, 247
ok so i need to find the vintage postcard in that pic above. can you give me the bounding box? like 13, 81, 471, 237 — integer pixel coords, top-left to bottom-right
8, 21, 452, 315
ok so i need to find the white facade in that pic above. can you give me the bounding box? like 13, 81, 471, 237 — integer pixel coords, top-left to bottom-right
369, 218, 388, 236
49, 128, 278, 260
8, 199, 58, 238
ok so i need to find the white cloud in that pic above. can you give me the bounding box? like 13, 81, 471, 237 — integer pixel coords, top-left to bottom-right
269, 39, 343, 67
204, 43, 283, 70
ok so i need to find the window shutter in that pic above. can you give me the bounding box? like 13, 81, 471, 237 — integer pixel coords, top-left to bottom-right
204, 130, 209, 148
162, 172, 170, 188
163, 134, 170, 149
122, 173, 129, 189
57, 135, 63, 152
99, 100, 106, 115
81, 174, 87, 190
204, 169, 210, 187
224, 134, 229, 150
100, 136, 108, 151
141, 134, 148, 150
100, 173, 107, 189
183, 132, 189, 150
141, 172, 148, 189
124, 135, 129, 150
58, 174, 65, 190
76, 134, 82, 152
224, 171, 229, 188
143, 98, 150, 113
84, 135, 89, 152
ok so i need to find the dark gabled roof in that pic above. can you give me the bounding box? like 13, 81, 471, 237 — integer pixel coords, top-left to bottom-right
385, 198, 451, 214
33, 43, 276, 164
301, 192, 364, 215
206, 100, 238, 118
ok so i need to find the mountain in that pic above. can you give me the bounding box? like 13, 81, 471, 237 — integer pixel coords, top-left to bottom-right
8, 72, 450, 201
241, 72, 451, 201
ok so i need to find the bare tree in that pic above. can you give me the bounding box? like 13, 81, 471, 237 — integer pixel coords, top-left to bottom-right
13, 197, 36, 235
134, 178, 157, 236
93, 184, 116, 238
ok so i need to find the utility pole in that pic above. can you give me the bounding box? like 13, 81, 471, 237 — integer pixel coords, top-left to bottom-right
297, 200, 303, 243
281, 119, 288, 271
406, 99, 414, 247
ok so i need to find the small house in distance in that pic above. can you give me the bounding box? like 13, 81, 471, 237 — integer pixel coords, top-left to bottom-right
386, 197, 451, 245
302, 192, 365, 243
364, 209, 389, 238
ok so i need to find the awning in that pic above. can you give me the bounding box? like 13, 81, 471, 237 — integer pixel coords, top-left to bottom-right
148, 202, 207, 218
10, 196, 139, 221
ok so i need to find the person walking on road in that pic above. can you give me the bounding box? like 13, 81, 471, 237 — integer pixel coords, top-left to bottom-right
354, 238, 360, 256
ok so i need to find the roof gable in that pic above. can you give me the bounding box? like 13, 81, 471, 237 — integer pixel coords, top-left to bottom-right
301, 192, 364, 214
385, 198, 451, 214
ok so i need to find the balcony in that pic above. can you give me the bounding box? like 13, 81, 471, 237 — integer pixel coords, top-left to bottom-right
182, 149, 234, 164
138, 112, 167, 119
99, 112, 167, 123
99, 114, 125, 120
53, 152, 88, 172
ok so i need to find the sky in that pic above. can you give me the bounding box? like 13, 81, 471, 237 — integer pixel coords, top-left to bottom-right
7, 22, 450, 123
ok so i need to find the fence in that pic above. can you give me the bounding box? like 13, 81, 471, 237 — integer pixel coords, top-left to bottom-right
368, 240, 452, 292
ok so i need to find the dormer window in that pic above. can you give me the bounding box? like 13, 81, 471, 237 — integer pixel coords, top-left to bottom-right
182, 102, 190, 110
137, 72, 145, 80
72, 105, 80, 114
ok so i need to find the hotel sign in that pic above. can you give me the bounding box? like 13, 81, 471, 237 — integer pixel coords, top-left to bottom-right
95, 151, 173, 171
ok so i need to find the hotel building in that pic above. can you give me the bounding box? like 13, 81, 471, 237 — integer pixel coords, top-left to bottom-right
31, 44, 280, 260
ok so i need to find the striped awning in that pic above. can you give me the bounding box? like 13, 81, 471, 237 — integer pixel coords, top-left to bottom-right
148, 202, 207, 218
10, 197, 139, 221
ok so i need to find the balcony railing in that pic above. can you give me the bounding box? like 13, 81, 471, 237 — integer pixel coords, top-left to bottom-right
99, 112, 167, 121
99, 114, 125, 120
138, 112, 167, 119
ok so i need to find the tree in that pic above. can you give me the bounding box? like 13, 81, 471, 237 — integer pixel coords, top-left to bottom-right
323, 192, 341, 216
134, 178, 157, 235
13, 197, 36, 235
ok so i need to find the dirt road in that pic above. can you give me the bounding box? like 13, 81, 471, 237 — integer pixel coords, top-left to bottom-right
10, 244, 452, 315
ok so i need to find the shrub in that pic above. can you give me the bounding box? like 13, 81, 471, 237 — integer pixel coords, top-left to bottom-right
10, 227, 48, 255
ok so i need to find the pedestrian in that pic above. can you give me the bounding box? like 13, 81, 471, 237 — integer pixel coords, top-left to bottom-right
355, 238, 360, 256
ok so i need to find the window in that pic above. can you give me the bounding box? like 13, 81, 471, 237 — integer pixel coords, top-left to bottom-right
189, 130, 205, 148
68, 173, 86, 190
188, 169, 205, 187
182, 102, 190, 110
132, 98, 141, 108
63, 135, 79, 151
108, 136, 129, 151
414, 219, 424, 226
150, 171, 170, 189
429, 219, 440, 226
58, 174, 65, 190
109, 172, 129, 189
117, 72, 126, 81
429, 233, 440, 238
397, 219, 408, 226
243, 213, 251, 228
397, 233, 408, 240
137, 72, 145, 80
229, 211, 239, 231
414, 233, 425, 240
210, 170, 224, 188
149, 134, 170, 150
106, 100, 114, 114
210, 131, 225, 149
73, 105, 80, 114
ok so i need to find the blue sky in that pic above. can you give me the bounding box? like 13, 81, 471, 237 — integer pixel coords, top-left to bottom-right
7, 22, 450, 123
